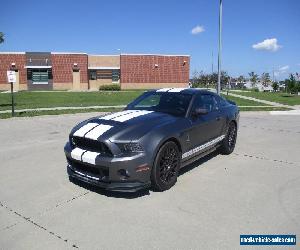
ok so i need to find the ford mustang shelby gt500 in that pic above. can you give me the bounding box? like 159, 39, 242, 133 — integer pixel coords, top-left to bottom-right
64, 88, 239, 192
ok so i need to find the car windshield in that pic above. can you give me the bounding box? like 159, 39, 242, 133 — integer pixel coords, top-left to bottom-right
127, 92, 192, 117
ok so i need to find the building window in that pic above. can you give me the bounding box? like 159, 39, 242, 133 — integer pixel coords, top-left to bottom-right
89, 69, 120, 82
97, 70, 112, 79
112, 69, 120, 82
27, 69, 51, 84
89, 70, 97, 80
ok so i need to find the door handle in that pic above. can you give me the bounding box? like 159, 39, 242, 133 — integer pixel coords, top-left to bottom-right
216, 116, 221, 121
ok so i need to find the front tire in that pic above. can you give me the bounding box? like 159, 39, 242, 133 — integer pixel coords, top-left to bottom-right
220, 121, 237, 155
151, 141, 181, 191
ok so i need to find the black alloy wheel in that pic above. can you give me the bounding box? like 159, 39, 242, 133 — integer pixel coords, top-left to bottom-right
151, 141, 181, 191
220, 121, 237, 155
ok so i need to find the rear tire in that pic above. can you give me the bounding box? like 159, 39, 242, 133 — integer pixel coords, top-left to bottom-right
220, 121, 237, 155
151, 141, 181, 191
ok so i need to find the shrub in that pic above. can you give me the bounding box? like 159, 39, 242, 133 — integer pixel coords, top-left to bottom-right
99, 84, 121, 91
272, 82, 279, 92
253, 87, 259, 92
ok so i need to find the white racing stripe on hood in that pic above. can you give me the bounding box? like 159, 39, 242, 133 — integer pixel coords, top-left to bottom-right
100, 110, 138, 120
73, 123, 99, 137
82, 151, 99, 165
112, 110, 153, 122
168, 88, 187, 92
156, 88, 172, 92
85, 124, 113, 140
71, 148, 86, 161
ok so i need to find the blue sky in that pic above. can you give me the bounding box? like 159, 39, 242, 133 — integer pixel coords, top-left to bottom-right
1, 0, 299, 80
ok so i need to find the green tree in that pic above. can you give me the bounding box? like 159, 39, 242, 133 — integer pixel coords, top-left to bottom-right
237, 75, 245, 83
191, 70, 200, 87
248, 72, 259, 88
261, 72, 271, 86
191, 70, 232, 89
236, 75, 245, 89
221, 71, 230, 85
286, 74, 298, 94
0, 32, 4, 44
272, 82, 279, 92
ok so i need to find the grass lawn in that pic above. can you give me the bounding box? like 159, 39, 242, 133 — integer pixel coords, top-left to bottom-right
0, 90, 288, 119
239, 107, 291, 111
0, 107, 123, 119
229, 91, 300, 106
0, 91, 144, 111
0, 91, 266, 111
221, 94, 267, 106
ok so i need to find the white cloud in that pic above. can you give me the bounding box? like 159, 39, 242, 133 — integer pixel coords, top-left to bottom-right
191, 25, 205, 35
274, 65, 289, 77
279, 65, 289, 71
252, 38, 282, 52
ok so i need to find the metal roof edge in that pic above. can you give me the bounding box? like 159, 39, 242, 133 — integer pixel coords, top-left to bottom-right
88, 54, 120, 57
51, 52, 87, 55
0, 52, 26, 54
120, 53, 190, 57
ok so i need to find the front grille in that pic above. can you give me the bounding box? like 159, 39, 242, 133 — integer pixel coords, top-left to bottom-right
68, 158, 109, 181
71, 136, 113, 157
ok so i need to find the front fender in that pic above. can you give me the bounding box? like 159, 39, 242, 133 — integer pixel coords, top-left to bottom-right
140, 118, 189, 168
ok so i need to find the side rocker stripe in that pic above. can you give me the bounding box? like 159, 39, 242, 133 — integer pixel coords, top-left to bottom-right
73, 123, 99, 137
182, 135, 225, 159
85, 124, 113, 140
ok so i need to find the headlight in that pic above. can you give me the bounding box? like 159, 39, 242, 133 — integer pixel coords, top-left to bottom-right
117, 143, 144, 153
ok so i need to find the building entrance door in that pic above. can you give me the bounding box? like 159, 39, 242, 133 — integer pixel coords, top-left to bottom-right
72, 70, 80, 90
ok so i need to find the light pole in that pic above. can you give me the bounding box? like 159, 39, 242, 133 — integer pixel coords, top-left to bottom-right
217, 0, 223, 95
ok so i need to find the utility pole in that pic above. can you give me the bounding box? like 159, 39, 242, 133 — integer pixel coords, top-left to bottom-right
10, 81, 15, 117
211, 51, 214, 74
217, 0, 223, 95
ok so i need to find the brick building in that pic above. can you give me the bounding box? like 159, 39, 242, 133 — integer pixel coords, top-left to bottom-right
0, 52, 190, 91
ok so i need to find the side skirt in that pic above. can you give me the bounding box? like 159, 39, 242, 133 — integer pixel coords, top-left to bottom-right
180, 145, 220, 168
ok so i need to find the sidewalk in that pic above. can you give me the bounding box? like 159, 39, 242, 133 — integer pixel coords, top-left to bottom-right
0, 105, 126, 114
222, 92, 296, 110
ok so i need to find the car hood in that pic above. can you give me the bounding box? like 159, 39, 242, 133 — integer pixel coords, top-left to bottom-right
71, 110, 179, 142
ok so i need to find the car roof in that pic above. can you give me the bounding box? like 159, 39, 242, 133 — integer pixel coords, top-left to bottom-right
148, 88, 217, 96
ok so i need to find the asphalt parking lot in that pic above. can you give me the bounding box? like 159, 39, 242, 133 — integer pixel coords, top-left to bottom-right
0, 112, 299, 250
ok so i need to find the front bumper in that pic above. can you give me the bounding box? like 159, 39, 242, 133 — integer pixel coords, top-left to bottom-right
64, 142, 151, 192
67, 165, 150, 192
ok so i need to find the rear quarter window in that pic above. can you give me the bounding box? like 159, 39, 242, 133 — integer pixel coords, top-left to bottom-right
216, 95, 229, 107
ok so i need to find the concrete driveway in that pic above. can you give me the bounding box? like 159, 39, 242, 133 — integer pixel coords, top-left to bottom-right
0, 112, 299, 249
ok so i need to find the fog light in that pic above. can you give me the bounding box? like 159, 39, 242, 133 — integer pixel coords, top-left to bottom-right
118, 169, 130, 179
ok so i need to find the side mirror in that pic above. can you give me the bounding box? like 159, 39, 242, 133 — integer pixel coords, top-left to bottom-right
192, 108, 208, 117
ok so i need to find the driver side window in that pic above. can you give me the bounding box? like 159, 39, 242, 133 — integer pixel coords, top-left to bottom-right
192, 94, 218, 113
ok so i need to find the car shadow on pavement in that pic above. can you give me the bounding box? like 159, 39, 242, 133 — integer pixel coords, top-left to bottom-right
179, 150, 220, 176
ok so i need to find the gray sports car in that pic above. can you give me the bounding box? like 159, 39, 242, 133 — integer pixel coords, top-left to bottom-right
64, 88, 239, 192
